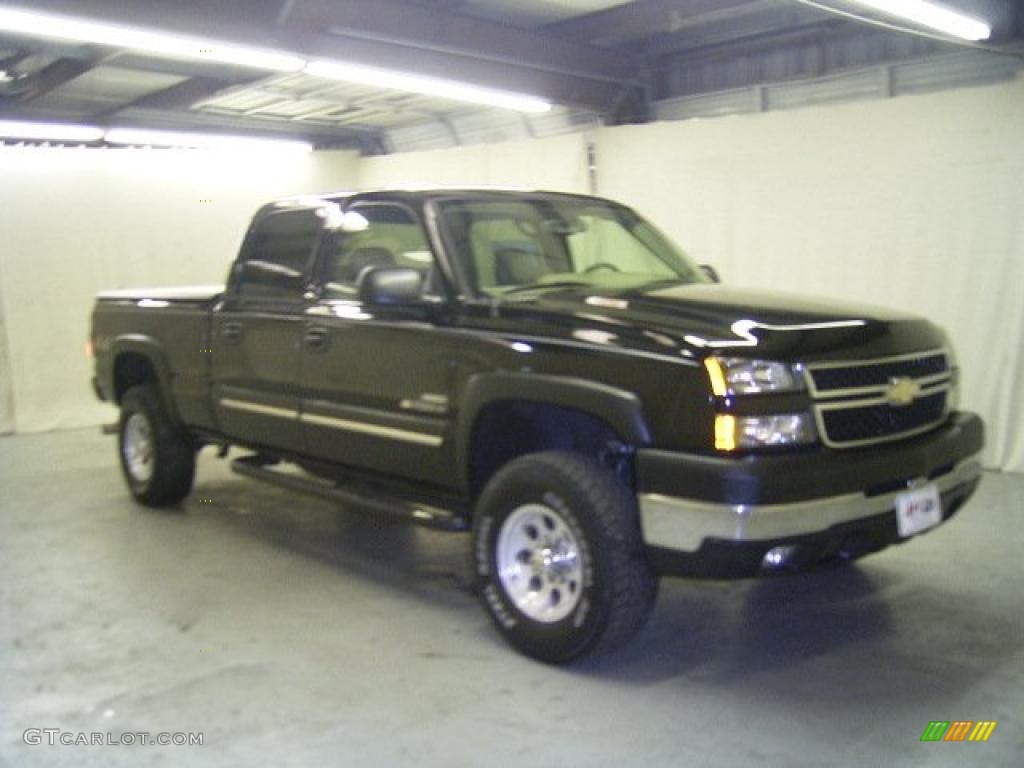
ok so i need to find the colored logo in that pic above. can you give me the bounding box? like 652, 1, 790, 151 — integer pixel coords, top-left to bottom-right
921, 721, 997, 742
885, 376, 921, 406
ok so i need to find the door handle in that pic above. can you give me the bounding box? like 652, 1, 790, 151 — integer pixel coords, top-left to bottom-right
222, 321, 243, 342
304, 326, 330, 351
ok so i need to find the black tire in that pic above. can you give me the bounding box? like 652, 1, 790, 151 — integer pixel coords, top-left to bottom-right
118, 385, 196, 507
473, 451, 658, 663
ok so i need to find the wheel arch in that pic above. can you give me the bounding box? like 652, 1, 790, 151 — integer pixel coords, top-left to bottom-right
455, 372, 652, 499
110, 335, 181, 424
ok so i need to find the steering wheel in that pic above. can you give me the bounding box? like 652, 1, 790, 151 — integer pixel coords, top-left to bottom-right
583, 262, 621, 274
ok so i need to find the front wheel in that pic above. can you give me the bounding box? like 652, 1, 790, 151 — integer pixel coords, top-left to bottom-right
473, 452, 657, 663
118, 385, 196, 507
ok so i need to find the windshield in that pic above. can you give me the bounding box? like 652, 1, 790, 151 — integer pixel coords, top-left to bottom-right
436, 197, 708, 297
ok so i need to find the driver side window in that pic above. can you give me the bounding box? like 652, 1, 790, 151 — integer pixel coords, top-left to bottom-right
322, 204, 436, 298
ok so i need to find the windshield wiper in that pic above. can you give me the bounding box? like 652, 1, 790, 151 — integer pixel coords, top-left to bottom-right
501, 280, 592, 296
633, 277, 691, 291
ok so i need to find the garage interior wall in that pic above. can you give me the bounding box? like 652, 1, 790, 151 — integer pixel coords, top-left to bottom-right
597, 78, 1023, 474
0, 284, 12, 435
358, 133, 591, 193
0, 148, 359, 433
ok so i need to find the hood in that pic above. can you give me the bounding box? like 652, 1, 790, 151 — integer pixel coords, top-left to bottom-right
501, 283, 945, 362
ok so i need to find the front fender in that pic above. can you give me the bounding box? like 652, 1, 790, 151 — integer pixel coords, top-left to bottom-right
454, 371, 651, 494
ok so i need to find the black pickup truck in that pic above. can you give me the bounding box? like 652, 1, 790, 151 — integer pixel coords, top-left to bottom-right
90, 189, 984, 662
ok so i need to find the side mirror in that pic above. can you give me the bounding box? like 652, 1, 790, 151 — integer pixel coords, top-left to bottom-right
358, 267, 424, 305
700, 264, 721, 283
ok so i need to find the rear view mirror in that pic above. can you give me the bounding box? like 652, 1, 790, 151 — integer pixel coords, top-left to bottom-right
358, 267, 423, 305
544, 217, 587, 235
700, 264, 721, 283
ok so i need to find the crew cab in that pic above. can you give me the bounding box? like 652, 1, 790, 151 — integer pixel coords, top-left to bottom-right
90, 189, 984, 662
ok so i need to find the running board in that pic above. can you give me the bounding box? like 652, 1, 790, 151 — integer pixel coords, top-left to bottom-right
230, 455, 469, 532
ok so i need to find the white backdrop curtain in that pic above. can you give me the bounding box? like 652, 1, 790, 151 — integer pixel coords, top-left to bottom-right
0, 148, 359, 433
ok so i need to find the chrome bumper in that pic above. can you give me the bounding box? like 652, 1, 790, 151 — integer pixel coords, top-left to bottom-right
639, 455, 983, 553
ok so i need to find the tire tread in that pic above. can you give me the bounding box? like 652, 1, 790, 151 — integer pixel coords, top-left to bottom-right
475, 451, 657, 662
119, 385, 195, 507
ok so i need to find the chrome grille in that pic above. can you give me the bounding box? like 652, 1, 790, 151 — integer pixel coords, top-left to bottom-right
809, 352, 948, 393
821, 392, 947, 444
806, 349, 952, 448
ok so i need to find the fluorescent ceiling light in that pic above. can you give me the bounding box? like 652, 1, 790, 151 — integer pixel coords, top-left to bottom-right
847, 0, 991, 41
0, 7, 305, 71
104, 127, 313, 153
305, 60, 552, 113
0, 7, 555, 113
0, 120, 103, 142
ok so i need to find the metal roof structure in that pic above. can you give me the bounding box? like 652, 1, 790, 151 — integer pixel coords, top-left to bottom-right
0, 0, 1020, 153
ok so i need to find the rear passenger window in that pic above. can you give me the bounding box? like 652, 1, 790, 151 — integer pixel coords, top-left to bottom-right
236, 209, 322, 301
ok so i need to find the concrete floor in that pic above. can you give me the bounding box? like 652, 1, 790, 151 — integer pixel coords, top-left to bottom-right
1, 429, 1021, 768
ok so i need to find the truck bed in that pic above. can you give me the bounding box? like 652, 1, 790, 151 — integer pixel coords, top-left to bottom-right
96, 284, 223, 304
92, 285, 221, 431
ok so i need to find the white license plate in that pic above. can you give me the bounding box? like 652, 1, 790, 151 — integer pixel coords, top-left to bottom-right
896, 484, 942, 538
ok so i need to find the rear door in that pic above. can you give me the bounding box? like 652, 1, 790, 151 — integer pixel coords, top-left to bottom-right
299, 201, 457, 488
211, 205, 325, 453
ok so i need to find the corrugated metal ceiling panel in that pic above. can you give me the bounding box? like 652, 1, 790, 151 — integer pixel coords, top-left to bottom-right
31, 66, 185, 111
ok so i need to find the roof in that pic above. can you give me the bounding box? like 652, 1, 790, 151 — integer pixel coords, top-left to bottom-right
263, 187, 624, 210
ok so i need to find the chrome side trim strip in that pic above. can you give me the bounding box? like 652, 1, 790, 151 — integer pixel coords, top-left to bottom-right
301, 411, 443, 447
220, 398, 298, 420
220, 395, 443, 446
638, 456, 982, 553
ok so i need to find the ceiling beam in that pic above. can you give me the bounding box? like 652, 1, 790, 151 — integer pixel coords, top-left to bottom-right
112, 105, 388, 152
5, 56, 96, 103
653, 20, 953, 83
636, 4, 837, 57
543, 0, 765, 46
97, 75, 260, 115
3, 0, 644, 116
282, 0, 637, 83
287, 31, 639, 115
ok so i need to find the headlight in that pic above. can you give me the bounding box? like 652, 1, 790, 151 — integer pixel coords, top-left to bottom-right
704, 357, 804, 396
715, 413, 817, 451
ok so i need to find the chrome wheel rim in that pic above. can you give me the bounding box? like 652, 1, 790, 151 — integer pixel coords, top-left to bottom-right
123, 412, 154, 484
496, 503, 584, 623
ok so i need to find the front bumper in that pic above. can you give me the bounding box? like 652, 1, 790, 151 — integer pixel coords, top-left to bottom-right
636, 412, 984, 577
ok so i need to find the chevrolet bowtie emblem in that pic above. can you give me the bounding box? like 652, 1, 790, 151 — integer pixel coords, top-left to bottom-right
886, 377, 921, 407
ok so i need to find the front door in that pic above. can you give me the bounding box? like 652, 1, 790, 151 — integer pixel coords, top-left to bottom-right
299, 202, 457, 489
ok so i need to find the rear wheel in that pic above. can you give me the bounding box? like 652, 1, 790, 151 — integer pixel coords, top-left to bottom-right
118, 385, 195, 506
473, 452, 657, 663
